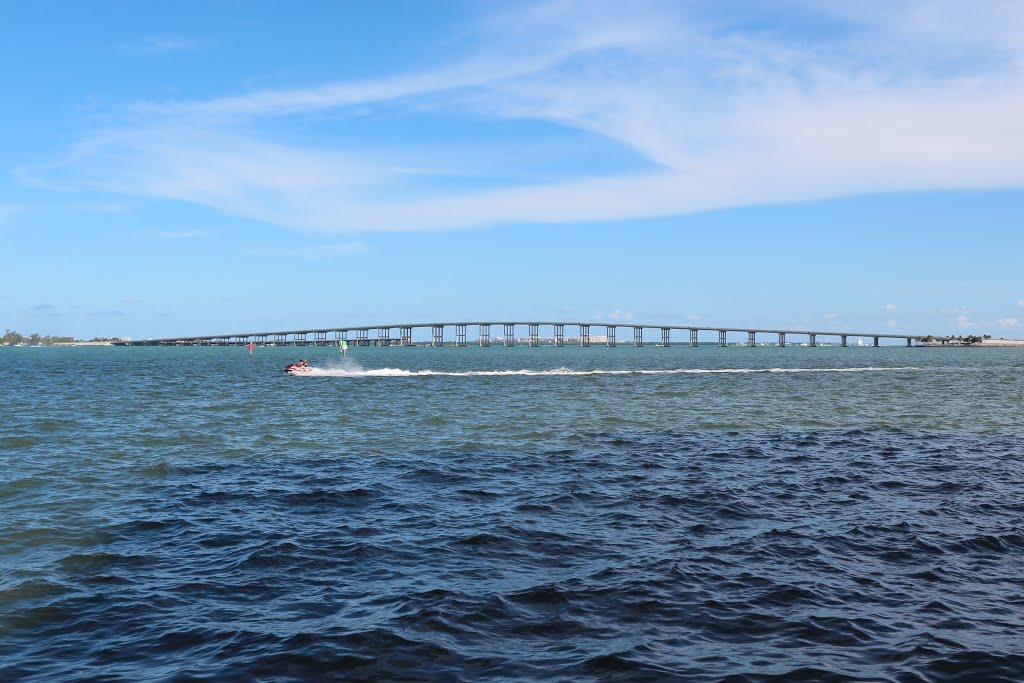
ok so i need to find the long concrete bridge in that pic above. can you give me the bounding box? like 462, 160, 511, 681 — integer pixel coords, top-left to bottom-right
115, 322, 935, 348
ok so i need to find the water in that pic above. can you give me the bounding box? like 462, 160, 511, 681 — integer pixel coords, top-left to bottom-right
2, 345, 1023, 682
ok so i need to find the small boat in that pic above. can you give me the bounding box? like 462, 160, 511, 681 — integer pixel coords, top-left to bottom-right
284, 362, 313, 374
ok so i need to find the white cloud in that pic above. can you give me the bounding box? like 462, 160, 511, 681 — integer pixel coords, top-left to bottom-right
29, 1, 1024, 233
823, 312, 840, 320
880, 304, 897, 311
995, 317, 1020, 327
1017, 299, 1024, 310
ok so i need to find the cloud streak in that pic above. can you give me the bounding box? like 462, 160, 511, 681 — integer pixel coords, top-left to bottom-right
31, 0, 1024, 233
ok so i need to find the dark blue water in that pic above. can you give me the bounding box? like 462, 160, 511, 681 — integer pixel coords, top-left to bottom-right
2, 346, 1023, 681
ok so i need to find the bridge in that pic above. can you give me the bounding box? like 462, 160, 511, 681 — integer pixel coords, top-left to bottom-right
114, 322, 935, 348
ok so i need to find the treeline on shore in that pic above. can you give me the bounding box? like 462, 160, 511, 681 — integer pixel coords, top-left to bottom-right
916, 335, 990, 345
2, 329, 75, 345
1, 329, 126, 346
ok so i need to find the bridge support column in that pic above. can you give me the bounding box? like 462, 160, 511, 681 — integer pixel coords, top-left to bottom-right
554, 324, 564, 347
356, 330, 368, 346
312, 332, 325, 345
431, 325, 444, 347
503, 324, 515, 347
256, 335, 268, 345
377, 328, 391, 346
690, 329, 698, 347
400, 327, 413, 346
748, 331, 756, 347
479, 324, 490, 347
607, 326, 616, 347
906, 337, 912, 347
274, 333, 287, 345
633, 326, 643, 347
528, 324, 539, 347
873, 336, 880, 347
719, 331, 727, 347
661, 328, 671, 347
455, 324, 467, 347
809, 333, 816, 348
841, 335, 847, 347
580, 324, 590, 347
295, 333, 308, 346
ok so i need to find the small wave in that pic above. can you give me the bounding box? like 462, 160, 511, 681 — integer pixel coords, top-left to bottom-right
295, 366, 921, 378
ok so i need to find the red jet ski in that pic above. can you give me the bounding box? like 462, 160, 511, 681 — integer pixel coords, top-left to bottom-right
284, 361, 313, 374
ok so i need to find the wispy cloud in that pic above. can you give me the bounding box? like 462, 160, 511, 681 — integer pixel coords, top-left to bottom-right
120, 36, 208, 56
290, 241, 367, 258
880, 304, 897, 311
31, 1, 1024, 233
941, 306, 972, 316
995, 317, 1020, 327
152, 229, 204, 239
0, 204, 23, 223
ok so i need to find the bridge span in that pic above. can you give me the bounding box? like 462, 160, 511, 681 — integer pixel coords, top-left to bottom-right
115, 322, 935, 348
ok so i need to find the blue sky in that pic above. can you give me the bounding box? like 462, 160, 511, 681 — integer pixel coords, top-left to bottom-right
2, 0, 1023, 340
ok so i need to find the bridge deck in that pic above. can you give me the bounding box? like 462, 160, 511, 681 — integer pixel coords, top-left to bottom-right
116, 321, 943, 346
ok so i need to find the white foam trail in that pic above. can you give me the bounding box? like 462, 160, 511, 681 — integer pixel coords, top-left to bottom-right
295, 366, 921, 378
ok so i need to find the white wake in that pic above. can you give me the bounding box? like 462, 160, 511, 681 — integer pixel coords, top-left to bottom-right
292, 363, 921, 378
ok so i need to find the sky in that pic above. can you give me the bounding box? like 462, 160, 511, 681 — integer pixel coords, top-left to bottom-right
2, 0, 1023, 340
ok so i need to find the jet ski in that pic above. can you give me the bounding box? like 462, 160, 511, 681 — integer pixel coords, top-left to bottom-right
284, 361, 313, 374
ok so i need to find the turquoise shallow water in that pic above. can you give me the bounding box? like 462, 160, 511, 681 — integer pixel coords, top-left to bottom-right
1, 345, 1023, 681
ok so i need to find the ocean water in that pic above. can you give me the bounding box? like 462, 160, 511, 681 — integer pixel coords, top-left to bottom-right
1, 345, 1022, 682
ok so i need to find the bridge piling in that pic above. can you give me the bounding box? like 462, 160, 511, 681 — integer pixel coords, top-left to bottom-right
503, 324, 515, 347
400, 326, 413, 346
479, 324, 490, 347
580, 324, 590, 347
431, 325, 444, 347
748, 331, 756, 347
689, 329, 698, 347
455, 324, 467, 347
719, 330, 727, 347
607, 326, 616, 347
529, 324, 539, 347
809, 333, 817, 348
633, 326, 643, 347
554, 324, 564, 347
661, 328, 671, 347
